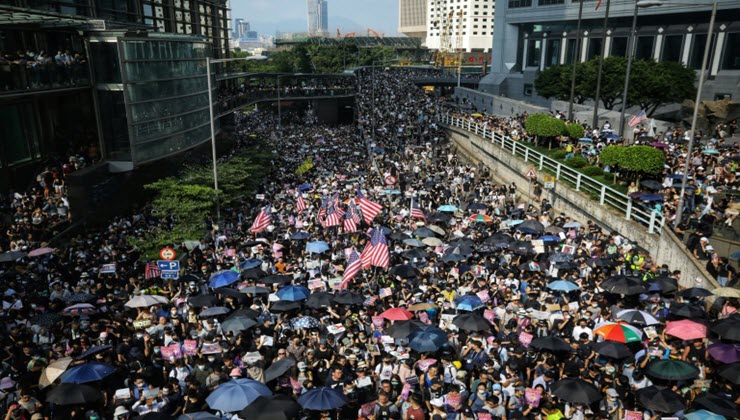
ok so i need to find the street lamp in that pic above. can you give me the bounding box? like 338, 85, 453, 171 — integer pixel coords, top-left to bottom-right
592, 0, 612, 129
567, 0, 585, 121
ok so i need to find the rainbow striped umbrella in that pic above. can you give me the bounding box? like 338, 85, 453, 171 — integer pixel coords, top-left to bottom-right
594, 321, 643, 343
468, 213, 493, 223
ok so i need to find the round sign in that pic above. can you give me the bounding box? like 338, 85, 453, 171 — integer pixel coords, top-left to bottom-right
385, 175, 397, 186
160, 247, 177, 261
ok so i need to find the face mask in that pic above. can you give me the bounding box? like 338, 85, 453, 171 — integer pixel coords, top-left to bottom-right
136, 383, 144, 389
208, 358, 215, 363
154, 349, 160, 354
136, 334, 144, 339
605, 367, 615, 374
33, 356, 40, 360
392, 382, 399, 386
198, 365, 206, 370
493, 390, 501, 395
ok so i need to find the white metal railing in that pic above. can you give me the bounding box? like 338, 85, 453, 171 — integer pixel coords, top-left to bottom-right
439, 114, 666, 234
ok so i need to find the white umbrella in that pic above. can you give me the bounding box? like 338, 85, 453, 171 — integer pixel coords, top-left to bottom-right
125, 295, 169, 308
39, 357, 73, 388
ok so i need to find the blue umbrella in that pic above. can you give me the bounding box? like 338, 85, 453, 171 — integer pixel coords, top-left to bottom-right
506, 219, 524, 226
517, 227, 540, 234
639, 194, 664, 202
297, 387, 348, 410
238, 259, 262, 270
298, 184, 313, 191
408, 327, 448, 352
548, 280, 580, 292
604, 133, 620, 139
60, 362, 116, 384
702, 149, 720, 155
437, 205, 458, 212
667, 174, 685, 179
205, 378, 271, 412
685, 410, 726, 420
276, 285, 311, 301
540, 235, 562, 242
306, 241, 330, 254
455, 295, 484, 311
209, 270, 240, 288
579, 137, 593, 143
374, 147, 385, 154
292, 316, 321, 329
290, 231, 310, 240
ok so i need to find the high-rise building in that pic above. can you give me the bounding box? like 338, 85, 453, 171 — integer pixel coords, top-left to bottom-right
398, 0, 427, 41
234, 18, 250, 39
480, 0, 740, 104
426, 0, 494, 52
307, 0, 329, 36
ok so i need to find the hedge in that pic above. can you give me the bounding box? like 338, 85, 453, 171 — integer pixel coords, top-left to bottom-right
582, 166, 604, 177
565, 156, 588, 168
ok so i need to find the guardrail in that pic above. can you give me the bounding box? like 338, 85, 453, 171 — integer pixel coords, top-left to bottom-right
438, 114, 666, 234
217, 88, 356, 118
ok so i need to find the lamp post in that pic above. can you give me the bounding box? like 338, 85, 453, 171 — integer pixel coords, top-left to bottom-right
592, 0, 612, 129
567, 0, 585, 121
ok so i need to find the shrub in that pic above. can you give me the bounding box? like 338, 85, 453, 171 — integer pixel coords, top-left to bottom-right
565, 123, 586, 140
582, 166, 604, 176
525, 114, 566, 138
620, 145, 665, 175
565, 156, 588, 168
599, 145, 624, 167
552, 150, 568, 159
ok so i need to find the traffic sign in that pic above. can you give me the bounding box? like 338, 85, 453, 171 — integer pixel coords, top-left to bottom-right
525, 168, 537, 179
157, 260, 180, 271
384, 175, 397, 186
161, 271, 179, 279
159, 247, 177, 261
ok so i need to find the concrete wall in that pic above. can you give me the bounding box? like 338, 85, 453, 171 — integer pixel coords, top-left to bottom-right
446, 124, 719, 289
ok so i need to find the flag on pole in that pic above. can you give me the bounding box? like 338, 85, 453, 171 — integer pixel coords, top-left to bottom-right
323, 202, 344, 228
249, 204, 272, 233
628, 110, 647, 127
145, 262, 162, 279
356, 189, 383, 224
343, 201, 360, 233
317, 195, 330, 224
410, 198, 427, 221
296, 194, 307, 214
595, 0, 603, 10
360, 228, 390, 269
338, 250, 362, 290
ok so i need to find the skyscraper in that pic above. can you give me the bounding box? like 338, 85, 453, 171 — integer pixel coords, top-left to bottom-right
307, 0, 328, 36
398, 0, 427, 41
234, 18, 250, 39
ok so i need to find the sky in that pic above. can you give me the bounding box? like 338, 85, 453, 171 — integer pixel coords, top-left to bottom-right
231, 0, 400, 37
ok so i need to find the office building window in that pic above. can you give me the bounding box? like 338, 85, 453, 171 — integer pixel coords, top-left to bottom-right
539, 0, 564, 5
721, 32, 740, 70
689, 34, 715, 69
661, 34, 683, 63
508, 0, 532, 8
565, 38, 578, 64
523, 84, 533, 96
635, 36, 654, 60
587, 37, 603, 60
0, 103, 41, 166
611, 37, 627, 57
527, 39, 541, 67
545, 38, 561, 67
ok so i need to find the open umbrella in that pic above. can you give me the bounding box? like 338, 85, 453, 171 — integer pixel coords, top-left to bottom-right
531, 336, 571, 352
383, 319, 426, 338
306, 292, 334, 308
408, 302, 437, 312
306, 241, 330, 254
241, 267, 268, 279
518, 220, 544, 233
694, 395, 740, 418
333, 290, 364, 306
209, 270, 240, 288
239, 259, 263, 270
712, 316, 740, 341
178, 412, 222, 420
261, 275, 292, 284
665, 319, 707, 340
441, 253, 467, 263
437, 205, 458, 212
205, 378, 272, 412
645, 359, 700, 381
717, 362, 740, 384
636, 385, 686, 412
264, 357, 296, 382
601, 276, 646, 295
229, 308, 260, 319
468, 213, 493, 223
199, 306, 231, 318
46, 383, 102, 405
428, 225, 446, 235
276, 285, 310, 301
593, 341, 632, 359
422, 237, 444, 246
0, 251, 26, 263
616, 309, 660, 326
455, 295, 484, 311
188, 295, 219, 308
550, 378, 601, 404
413, 227, 437, 238
403, 238, 426, 248
125, 295, 169, 308
452, 313, 492, 332
290, 232, 310, 240
640, 180, 663, 190
391, 232, 411, 241
708, 344, 740, 364
298, 387, 348, 410
380, 307, 414, 321
239, 394, 301, 420
547, 280, 579, 292
685, 410, 726, 420
214, 288, 247, 301
28, 247, 54, 257
221, 317, 257, 334
389, 264, 420, 279
292, 316, 321, 329
678, 287, 714, 298
270, 301, 301, 312
60, 362, 116, 384
62, 303, 96, 315
39, 357, 73, 388
240, 286, 270, 295
670, 302, 707, 319
408, 327, 448, 352
647, 276, 678, 292
402, 248, 428, 260
594, 322, 643, 343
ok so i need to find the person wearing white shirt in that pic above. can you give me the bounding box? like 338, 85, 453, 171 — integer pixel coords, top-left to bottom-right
572, 318, 593, 341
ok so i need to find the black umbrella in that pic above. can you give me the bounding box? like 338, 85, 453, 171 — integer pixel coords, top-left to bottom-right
215, 288, 247, 301
402, 249, 428, 260
601, 275, 647, 295
636, 386, 686, 413
467, 202, 488, 211
648, 276, 678, 293
46, 383, 102, 405
306, 292, 334, 309
717, 362, 740, 384
140, 413, 175, 420
678, 287, 714, 298
553, 261, 578, 270
452, 313, 492, 332
670, 302, 707, 319
510, 241, 534, 254
0, 251, 26, 263
270, 301, 301, 312
239, 394, 301, 420
262, 275, 293, 284
242, 268, 268, 279
180, 274, 203, 284
221, 316, 257, 334
531, 336, 571, 352
586, 258, 614, 268
445, 244, 474, 256
476, 243, 499, 254
640, 180, 663, 191
384, 320, 426, 339
486, 233, 514, 244
441, 253, 467, 263
188, 295, 219, 308
694, 394, 740, 418
518, 220, 545, 233
241, 286, 270, 295
413, 227, 437, 238
550, 378, 602, 404
31, 312, 63, 326
333, 290, 364, 306
645, 359, 700, 381
548, 253, 573, 263
390, 232, 411, 241
448, 237, 475, 247
593, 341, 633, 359
63, 293, 97, 304
228, 308, 260, 319
427, 212, 452, 223
389, 264, 420, 279
264, 357, 296, 382
712, 316, 740, 341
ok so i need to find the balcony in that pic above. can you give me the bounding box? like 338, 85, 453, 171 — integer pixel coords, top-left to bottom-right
0, 60, 90, 95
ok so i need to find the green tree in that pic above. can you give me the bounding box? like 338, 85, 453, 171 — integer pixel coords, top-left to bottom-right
628, 59, 696, 116
582, 56, 627, 110
619, 145, 666, 178
533, 62, 590, 104
525, 114, 566, 148
599, 145, 625, 183
565, 123, 585, 140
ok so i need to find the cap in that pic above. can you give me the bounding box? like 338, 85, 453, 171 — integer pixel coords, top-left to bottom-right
492, 384, 502, 391
515, 386, 526, 392
606, 388, 619, 397
113, 406, 129, 417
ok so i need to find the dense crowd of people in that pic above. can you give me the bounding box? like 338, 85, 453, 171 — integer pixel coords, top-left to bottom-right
0, 50, 88, 91
0, 67, 738, 420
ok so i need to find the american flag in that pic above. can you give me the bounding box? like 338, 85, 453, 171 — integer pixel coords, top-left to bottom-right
343, 201, 360, 233
145, 262, 161, 279
628, 110, 647, 127
410, 198, 427, 221
296, 194, 307, 214
317, 196, 330, 224
356, 189, 382, 224
338, 250, 362, 290
360, 228, 390, 269
323, 202, 344, 228
249, 204, 272, 233
363, 296, 377, 306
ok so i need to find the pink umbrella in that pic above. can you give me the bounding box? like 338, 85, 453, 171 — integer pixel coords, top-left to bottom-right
380, 308, 414, 321
665, 319, 707, 341
28, 247, 54, 257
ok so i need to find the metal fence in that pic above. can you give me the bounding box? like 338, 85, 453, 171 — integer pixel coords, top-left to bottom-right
438, 114, 666, 234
